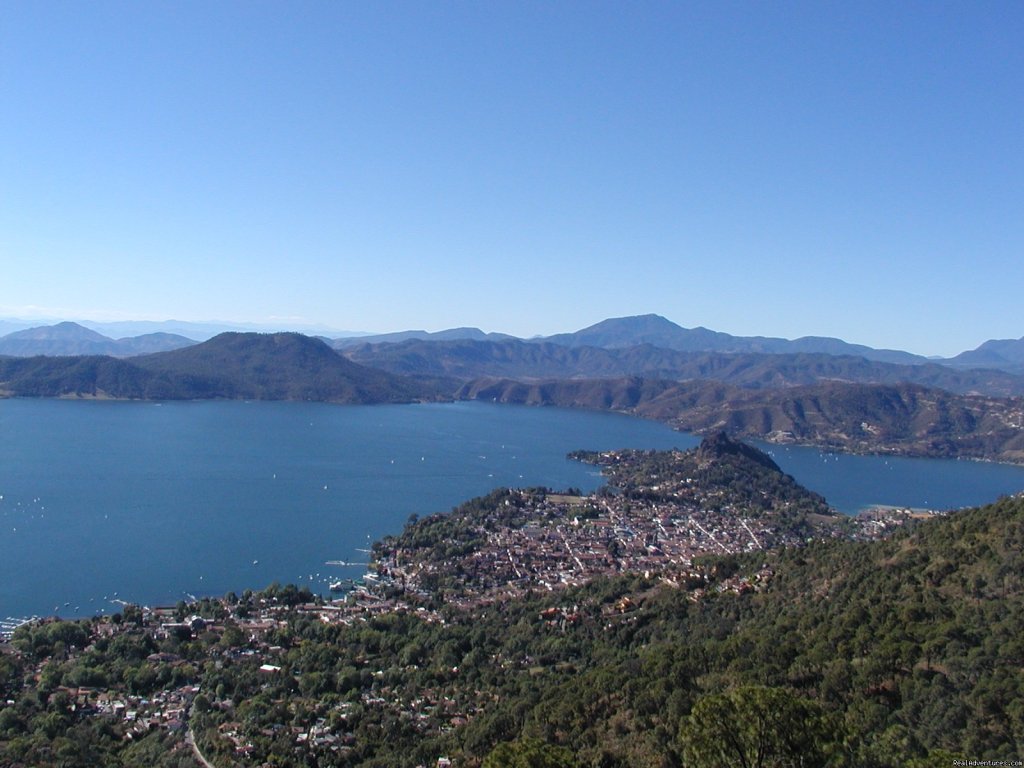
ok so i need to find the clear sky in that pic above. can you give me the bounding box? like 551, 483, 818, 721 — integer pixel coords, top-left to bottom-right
2, 2, 1021, 356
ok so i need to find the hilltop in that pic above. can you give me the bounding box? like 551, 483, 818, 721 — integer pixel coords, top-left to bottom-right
132, 332, 430, 402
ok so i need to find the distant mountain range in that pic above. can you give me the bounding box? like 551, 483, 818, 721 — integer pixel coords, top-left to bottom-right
538, 314, 930, 365
2, 313, 1021, 374
79, 318, 369, 342
343, 337, 1024, 397
0, 318, 369, 344
3, 316, 1024, 398
3, 320, 1024, 464
0, 322, 196, 357
330, 326, 516, 348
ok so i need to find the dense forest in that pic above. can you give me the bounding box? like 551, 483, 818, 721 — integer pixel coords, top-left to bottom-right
2, 493, 1022, 766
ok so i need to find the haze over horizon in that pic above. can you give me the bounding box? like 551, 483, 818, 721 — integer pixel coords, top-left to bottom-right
3, 3, 1022, 357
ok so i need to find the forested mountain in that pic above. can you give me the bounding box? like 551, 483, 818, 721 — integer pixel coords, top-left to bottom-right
458, 377, 1024, 463
130, 332, 432, 402
344, 337, 1024, 397
0, 355, 179, 399
0, 333, 436, 403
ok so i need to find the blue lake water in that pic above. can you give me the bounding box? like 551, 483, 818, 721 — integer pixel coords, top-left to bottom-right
753, 441, 1024, 514
2, 399, 1023, 619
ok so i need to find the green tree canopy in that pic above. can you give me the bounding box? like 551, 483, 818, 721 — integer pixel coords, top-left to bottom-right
679, 685, 840, 768
483, 737, 579, 768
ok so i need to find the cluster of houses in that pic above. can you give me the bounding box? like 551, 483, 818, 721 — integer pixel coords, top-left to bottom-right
369, 448, 931, 610
375, 487, 815, 607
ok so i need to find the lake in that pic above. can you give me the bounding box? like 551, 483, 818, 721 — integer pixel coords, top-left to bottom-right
2, 399, 1023, 619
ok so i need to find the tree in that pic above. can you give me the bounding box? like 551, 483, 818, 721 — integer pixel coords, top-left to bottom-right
679, 686, 840, 768
483, 737, 578, 768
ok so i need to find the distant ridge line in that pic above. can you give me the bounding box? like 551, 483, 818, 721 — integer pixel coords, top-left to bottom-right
2, 314, 1021, 376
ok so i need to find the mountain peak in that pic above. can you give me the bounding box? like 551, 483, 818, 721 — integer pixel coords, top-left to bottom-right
7, 321, 111, 342
133, 331, 425, 402
580, 314, 683, 333
540, 314, 688, 349
0, 321, 122, 357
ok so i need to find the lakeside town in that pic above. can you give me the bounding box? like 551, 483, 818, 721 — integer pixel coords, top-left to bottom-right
368, 439, 940, 609
1, 436, 953, 767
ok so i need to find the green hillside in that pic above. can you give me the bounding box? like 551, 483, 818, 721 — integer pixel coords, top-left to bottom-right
3, 482, 1022, 766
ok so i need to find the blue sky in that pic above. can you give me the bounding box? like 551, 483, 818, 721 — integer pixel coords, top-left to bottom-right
2, 2, 1021, 356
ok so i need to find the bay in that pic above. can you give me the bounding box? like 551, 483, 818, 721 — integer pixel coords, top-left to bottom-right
0, 399, 691, 619
2, 399, 1023, 620
754, 441, 1024, 515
